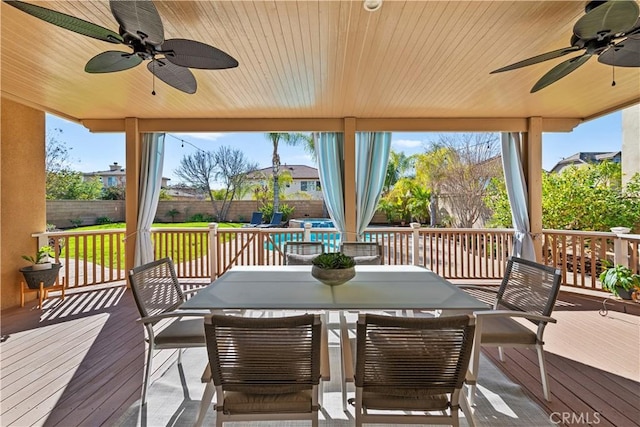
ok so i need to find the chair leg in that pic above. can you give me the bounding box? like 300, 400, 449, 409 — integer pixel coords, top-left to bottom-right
142, 347, 154, 405
537, 345, 552, 401
460, 391, 476, 427
195, 381, 215, 427
468, 327, 482, 406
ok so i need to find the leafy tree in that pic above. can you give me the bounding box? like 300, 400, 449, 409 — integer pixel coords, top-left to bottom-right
415, 133, 500, 227
265, 133, 312, 213
414, 145, 450, 226
100, 185, 126, 200
252, 170, 294, 206
384, 150, 415, 193
174, 147, 257, 221
485, 161, 640, 232
47, 170, 102, 200
45, 127, 71, 173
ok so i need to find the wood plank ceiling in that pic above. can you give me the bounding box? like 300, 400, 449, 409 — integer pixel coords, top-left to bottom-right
1, 1, 639, 126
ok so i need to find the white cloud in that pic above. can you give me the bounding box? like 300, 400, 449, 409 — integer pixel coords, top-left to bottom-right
393, 139, 422, 149
174, 132, 226, 141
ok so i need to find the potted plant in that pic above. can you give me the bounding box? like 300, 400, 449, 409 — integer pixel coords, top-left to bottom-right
599, 263, 640, 300
311, 252, 356, 286
20, 246, 62, 290
22, 245, 54, 270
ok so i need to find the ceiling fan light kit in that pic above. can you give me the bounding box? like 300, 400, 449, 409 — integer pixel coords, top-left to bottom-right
491, 0, 640, 93
4, 0, 239, 94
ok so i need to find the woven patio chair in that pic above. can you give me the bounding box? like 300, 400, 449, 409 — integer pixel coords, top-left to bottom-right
460, 256, 562, 404
351, 314, 476, 427
204, 313, 322, 427
284, 241, 325, 264
128, 257, 207, 405
340, 242, 383, 265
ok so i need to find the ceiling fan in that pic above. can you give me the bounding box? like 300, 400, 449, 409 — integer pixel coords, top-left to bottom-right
4, 0, 238, 94
491, 0, 640, 93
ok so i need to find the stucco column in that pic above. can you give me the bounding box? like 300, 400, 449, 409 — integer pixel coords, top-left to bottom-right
1, 98, 46, 309
125, 118, 141, 274
343, 117, 357, 242
526, 117, 543, 261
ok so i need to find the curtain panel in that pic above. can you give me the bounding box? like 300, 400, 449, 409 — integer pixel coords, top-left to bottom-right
134, 133, 166, 267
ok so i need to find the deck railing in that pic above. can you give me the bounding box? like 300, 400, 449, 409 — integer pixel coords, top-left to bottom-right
36, 224, 640, 294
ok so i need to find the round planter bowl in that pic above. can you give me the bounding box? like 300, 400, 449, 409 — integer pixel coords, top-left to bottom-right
311, 266, 355, 286
20, 263, 62, 289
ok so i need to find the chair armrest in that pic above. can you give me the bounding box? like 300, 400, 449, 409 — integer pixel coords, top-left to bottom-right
139, 310, 209, 324
456, 284, 499, 294
464, 370, 477, 386
474, 310, 557, 324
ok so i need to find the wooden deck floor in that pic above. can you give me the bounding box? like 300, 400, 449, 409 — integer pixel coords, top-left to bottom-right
1, 284, 638, 427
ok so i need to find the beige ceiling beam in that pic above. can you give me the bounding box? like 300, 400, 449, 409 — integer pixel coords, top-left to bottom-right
82, 117, 581, 133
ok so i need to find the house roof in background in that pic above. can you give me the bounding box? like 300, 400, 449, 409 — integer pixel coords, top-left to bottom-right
549, 151, 622, 173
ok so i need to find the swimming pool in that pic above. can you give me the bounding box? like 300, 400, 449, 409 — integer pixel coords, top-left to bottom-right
289, 218, 335, 228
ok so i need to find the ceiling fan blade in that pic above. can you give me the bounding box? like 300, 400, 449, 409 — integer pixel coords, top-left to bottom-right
573, 0, 640, 40
4, 0, 123, 44
490, 46, 581, 73
148, 59, 196, 94
598, 37, 640, 67
110, 0, 164, 46
85, 51, 143, 73
531, 54, 592, 93
161, 39, 239, 70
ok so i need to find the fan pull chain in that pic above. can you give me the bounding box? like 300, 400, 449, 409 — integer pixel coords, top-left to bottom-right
611, 48, 616, 87
152, 60, 157, 96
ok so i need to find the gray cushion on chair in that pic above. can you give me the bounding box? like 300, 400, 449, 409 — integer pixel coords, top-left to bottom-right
154, 318, 206, 346
362, 390, 449, 411
217, 390, 314, 413
353, 255, 381, 265
286, 253, 320, 265
480, 316, 539, 345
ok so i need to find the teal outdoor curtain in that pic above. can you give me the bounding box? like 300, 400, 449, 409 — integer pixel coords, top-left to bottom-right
501, 132, 536, 261
356, 132, 392, 238
314, 132, 347, 235
134, 133, 166, 267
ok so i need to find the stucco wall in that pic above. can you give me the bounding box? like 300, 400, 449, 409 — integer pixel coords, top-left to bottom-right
622, 104, 640, 186
1, 98, 46, 309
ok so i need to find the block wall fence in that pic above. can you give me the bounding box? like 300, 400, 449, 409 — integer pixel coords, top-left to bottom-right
47, 200, 388, 228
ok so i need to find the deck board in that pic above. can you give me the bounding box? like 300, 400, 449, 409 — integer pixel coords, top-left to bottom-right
1, 284, 639, 427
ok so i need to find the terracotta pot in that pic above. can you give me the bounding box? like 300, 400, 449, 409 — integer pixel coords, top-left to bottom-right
311, 266, 355, 286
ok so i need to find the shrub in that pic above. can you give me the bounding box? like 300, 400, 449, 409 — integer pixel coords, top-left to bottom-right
96, 216, 112, 225
187, 213, 216, 222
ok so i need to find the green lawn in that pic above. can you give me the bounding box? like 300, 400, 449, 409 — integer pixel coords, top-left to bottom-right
57, 222, 242, 268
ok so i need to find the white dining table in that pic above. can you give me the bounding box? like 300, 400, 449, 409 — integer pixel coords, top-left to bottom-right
180, 264, 489, 312
182, 264, 489, 422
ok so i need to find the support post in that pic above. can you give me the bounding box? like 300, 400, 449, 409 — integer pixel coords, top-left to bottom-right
526, 118, 543, 261
209, 223, 218, 280
612, 227, 631, 267
411, 222, 421, 266
344, 118, 357, 242
304, 222, 312, 242
125, 118, 141, 274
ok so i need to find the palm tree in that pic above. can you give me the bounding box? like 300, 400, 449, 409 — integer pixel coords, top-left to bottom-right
265, 133, 313, 213
384, 150, 415, 193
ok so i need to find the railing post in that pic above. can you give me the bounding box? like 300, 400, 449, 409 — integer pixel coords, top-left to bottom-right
611, 227, 631, 267
36, 233, 49, 250
209, 223, 218, 281
304, 222, 312, 242
410, 222, 421, 266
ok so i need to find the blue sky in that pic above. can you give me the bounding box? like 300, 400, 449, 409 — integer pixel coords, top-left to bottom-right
46, 112, 622, 186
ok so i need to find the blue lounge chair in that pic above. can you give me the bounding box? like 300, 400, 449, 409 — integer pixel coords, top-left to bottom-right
257, 212, 283, 228
242, 211, 263, 228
